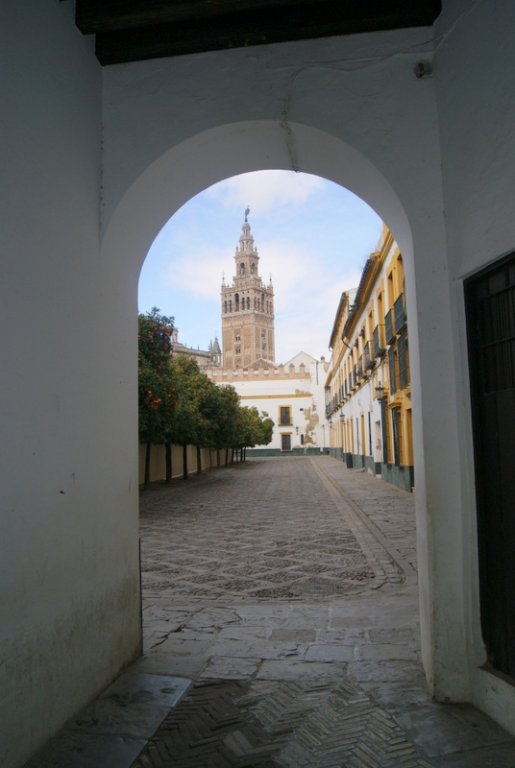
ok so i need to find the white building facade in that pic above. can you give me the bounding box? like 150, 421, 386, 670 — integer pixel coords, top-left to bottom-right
210, 352, 329, 454
2, 3, 515, 765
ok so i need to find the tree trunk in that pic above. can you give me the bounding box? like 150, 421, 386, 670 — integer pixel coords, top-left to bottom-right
217, 449, 221, 468
183, 443, 188, 480
144, 441, 152, 489
196, 445, 202, 475
165, 442, 172, 483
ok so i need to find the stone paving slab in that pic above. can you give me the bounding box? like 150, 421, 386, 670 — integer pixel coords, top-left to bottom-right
25, 671, 190, 768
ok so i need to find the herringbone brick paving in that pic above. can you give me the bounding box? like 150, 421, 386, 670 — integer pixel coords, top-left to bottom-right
132, 679, 433, 768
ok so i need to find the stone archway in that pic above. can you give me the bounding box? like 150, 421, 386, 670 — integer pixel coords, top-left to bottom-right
100, 119, 451, 689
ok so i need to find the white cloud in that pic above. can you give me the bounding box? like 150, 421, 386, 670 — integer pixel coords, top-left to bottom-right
164, 247, 227, 301
205, 171, 324, 215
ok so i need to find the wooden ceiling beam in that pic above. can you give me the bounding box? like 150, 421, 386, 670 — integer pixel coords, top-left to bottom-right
74, 0, 441, 65
76, 0, 305, 33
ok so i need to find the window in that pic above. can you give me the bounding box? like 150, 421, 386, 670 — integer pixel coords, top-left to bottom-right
385, 308, 395, 344
388, 345, 397, 394
391, 407, 401, 466
281, 433, 291, 451
279, 406, 292, 426
398, 332, 410, 389
394, 293, 407, 332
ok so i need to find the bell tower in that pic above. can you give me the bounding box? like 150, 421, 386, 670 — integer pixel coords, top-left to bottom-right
221, 210, 275, 369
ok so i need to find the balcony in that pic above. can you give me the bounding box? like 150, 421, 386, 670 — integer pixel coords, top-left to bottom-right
398, 332, 410, 389
388, 345, 397, 395
363, 342, 375, 371
385, 309, 396, 344
394, 293, 407, 333
373, 324, 385, 357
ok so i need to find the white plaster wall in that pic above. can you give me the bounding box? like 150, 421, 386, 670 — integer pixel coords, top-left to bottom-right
434, 0, 515, 731
2, 4, 513, 764
0, 5, 141, 766
100, 22, 464, 702
339, 379, 378, 458
230, 372, 323, 450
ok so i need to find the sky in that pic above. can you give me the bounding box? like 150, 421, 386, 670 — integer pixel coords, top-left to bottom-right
138, 171, 383, 363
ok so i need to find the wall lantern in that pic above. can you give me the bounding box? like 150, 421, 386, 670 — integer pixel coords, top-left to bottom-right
375, 384, 385, 401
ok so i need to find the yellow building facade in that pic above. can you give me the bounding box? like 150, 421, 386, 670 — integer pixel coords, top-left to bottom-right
325, 226, 414, 491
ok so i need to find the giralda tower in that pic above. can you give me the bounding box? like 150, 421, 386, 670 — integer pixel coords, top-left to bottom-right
221, 210, 275, 370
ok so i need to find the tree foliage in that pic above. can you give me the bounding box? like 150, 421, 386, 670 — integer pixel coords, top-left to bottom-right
138, 308, 175, 447
138, 308, 274, 485
234, 407, 274, 461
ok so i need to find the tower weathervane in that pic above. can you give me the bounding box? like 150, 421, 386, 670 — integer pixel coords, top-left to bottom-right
244, 206, 250, 222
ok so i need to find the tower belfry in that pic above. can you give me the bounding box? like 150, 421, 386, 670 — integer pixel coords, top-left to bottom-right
221, 212, 275, 369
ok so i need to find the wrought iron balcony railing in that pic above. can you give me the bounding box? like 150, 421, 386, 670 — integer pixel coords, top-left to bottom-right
394, 293, 407, 333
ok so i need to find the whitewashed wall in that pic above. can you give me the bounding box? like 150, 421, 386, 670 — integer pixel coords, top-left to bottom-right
99, 15, 453, 704
0, 5, 141, 767
433, 0, 515, 732
97, 1, 515, 729
231, 364, 327, 451
2, 2, 515, 765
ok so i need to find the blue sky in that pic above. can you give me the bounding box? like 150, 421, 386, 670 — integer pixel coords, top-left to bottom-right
138, 171, 383, 363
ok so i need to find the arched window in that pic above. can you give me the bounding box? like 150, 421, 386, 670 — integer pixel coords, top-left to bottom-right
246, 297, 250, 309
235, 293, 240, 310
224, 300, 227, 314
240, 263, 245, 275
229, 300, 232, 312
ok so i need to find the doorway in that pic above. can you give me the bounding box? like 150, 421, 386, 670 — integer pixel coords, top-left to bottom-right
465, 253, 515, 678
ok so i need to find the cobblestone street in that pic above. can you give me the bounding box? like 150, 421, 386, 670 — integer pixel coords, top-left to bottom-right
27, 457, 515, 768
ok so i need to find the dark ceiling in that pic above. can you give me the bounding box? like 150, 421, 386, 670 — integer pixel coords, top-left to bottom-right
73, 0, 442, 66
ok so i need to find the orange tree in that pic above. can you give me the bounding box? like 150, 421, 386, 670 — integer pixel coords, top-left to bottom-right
166, 355, 216, 479
198, 383, 241, 466
138, 308, 175, 487
234, 406, 274, 462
